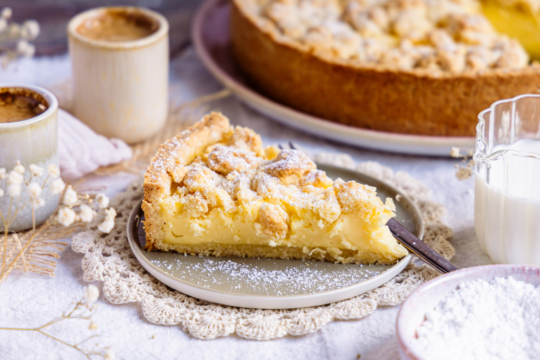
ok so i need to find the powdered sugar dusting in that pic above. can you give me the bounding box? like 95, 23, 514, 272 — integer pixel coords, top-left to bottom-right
150, 255, 387, 296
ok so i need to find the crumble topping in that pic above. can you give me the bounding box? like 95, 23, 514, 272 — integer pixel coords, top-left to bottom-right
237, 0, 530, 73
166, 125, 394, 239
260, 149, 316, 184
257, 203, 290, 238
207, 146, 259, 175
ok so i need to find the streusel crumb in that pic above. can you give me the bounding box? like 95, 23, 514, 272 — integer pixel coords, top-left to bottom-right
241, 0, 529, 73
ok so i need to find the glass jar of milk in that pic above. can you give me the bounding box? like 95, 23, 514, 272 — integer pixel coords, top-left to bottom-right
475, 95, 540, 265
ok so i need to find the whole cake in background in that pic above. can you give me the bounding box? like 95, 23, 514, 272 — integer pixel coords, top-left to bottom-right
230, 0, 540, 136
143, 112, 408, 264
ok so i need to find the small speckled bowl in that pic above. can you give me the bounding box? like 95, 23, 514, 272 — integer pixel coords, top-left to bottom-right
396, 265, 540, 360
0, 84, 59, 232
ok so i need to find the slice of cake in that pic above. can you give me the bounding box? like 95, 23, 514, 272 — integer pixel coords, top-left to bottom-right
142, 112, 407, 264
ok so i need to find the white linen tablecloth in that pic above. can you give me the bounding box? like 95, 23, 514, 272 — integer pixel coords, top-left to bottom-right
0, 49, 492, 360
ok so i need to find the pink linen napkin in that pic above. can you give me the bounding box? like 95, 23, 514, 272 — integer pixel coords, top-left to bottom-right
58, 109, 133, 180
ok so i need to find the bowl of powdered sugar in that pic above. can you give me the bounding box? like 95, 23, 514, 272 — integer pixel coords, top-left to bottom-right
396, 265, 540, 360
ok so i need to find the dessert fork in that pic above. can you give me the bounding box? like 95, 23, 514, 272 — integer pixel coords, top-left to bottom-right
386, 219, 457, 273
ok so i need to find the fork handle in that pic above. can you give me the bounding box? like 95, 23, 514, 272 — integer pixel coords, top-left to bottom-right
387, 218, 458, 274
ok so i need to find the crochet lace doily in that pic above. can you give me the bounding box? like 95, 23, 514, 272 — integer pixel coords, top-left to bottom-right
71, 156, 453, 340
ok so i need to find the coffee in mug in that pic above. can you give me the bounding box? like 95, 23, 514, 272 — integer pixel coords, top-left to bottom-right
0, 88, 48, 123
76, 8, 158, 42
0, 84, 59, 232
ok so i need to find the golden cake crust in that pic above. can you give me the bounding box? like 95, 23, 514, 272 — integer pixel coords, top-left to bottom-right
230, 0, 540, 136
143, 113, 231, 250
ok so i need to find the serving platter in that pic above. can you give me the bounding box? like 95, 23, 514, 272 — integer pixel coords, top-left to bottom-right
127, 164, 420, 309
191, 0, 475, 157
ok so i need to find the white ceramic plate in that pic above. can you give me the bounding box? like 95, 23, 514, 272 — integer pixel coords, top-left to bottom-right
191, 0, 475, 156
127, 164, 420, 309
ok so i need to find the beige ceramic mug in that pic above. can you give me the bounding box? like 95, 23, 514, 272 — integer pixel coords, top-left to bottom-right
0, 84, 60, 232
67, 6, 169, 144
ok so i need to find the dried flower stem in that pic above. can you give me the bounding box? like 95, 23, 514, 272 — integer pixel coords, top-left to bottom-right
0, 230, 38, 283
450, 147, 475, 181
0, 299, 108, 359
12, 234, 27, 272
1, 229, 6, 276
0, 217, 81, 284
0, 162, 113, 284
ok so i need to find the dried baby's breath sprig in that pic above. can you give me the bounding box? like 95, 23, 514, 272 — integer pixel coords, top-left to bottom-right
47, 164, 60, 179
96, 194, 109, 209
0, 161, 117, 284
0, 162, 57, 231
0, 163, 65, 283
50, 178, 66, 195
57, 207, 76, 227
0, 285, 114, 359
450, 147, 474, 180
104, 349, 115, 360
56, 186, 115, 234
0, 7, 39, 66
84, 284, 99, 306
97, 208, 116, 234
79, 205, 96, 223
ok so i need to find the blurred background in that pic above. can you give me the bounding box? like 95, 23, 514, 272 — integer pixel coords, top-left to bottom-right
2, 0, 198, 56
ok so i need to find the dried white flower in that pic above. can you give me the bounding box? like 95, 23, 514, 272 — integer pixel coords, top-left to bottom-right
7, 183, 21, 198
79, 204, 95, 223
0, 188, 3, 198
98, 220, 114, 234
7, 170, 23, 186
31, 197, 45, 209
455, 160, 475, 181
27, 181, 41, 197
0, 10, 39, 66
27, 182, 44, 208
450, 147, 461, 158
96, 194, 109, 209
47, 164, 60, 178
16, 39, 35, 57
57, 207, 75, 227
50, 178, 66, 195
28, 164, 43, 177
6, 170, 23, 197
1, 7, 12, 19
84, 284, 99, 305
0, 168, 6, 180
103, 208, 117, 221
98, 208, 117, 233
104, 349, 115, 360
13, 161, 24, 175
62, 185, 78, 206
21, 20, 39, 40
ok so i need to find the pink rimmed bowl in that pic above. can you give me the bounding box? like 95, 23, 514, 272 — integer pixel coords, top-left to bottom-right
396, 264, 540, 360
